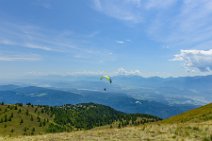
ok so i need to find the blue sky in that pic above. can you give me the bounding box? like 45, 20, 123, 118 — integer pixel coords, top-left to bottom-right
0, 0, 212, 79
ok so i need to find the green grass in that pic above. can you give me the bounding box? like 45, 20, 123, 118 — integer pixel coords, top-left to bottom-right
161, 103, 212, 123
0, 104, 54, 136
0, 103, 160, 136
0, 103, 211, 140
1, 121, 211, 141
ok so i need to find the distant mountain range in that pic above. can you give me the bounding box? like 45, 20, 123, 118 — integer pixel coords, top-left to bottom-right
5, 74, 211, 106
109, 75, 212, 105
0, 85, 198, 118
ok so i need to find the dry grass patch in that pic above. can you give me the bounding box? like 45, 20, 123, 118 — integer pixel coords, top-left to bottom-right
1, 121, 211, 141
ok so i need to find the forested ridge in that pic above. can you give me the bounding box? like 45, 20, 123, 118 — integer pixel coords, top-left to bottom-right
0, 102, 160, 136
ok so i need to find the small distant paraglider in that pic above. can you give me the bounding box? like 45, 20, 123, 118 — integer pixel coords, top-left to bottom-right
100, 75, 112, 84
100, 75, 112, 91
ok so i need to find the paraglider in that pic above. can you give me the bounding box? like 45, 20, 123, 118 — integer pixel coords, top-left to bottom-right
100, 75, 112, 84
100, 75, 112, 91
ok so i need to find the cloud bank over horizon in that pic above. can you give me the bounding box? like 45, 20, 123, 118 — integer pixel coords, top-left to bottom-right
173, 49, 212, 72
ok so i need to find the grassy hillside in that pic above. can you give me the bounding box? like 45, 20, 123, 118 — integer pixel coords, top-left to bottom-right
0, 103, 160, 136
1, 120, 211, 141
162, 103, 212, 123
0, 103, 55, 136
1, 103, 211, 141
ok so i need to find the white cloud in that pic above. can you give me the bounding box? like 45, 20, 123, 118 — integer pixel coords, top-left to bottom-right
93, 0, 143, 23
0, 54, 41, 61
86, 31, 100, 38
115, 67, 143, 76
92, 0, 175, 23
116, 40, 125, 44
147, 0, 212, 49
66, 71, 104, 76
27, 70, 105, 77
24, 43, 53, 51
93, 0, 212, 51
0, 39, 15, 45
26, 68, 189, 78
116, 39, 132, 44
173, 49, 212, 72
145, 0, 175, 9
0, 22, 114, 63
27, 68, 144, 77
0, 38, 57, 52
0, 22, 74, 52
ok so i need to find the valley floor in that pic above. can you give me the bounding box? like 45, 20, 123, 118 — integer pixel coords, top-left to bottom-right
1, 121, 211, 141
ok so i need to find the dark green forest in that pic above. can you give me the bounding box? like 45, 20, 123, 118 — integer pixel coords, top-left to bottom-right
0, 102, 160, 136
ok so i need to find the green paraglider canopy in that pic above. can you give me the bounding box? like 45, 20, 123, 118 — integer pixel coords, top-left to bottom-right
100, 75, 112, 84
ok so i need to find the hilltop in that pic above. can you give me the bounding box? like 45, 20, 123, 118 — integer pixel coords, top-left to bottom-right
0, 102, 160, 136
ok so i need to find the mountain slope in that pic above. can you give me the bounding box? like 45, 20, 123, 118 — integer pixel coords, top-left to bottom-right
0, 103, 160, 136
162, 103, 212, 123
1, 103, 211, 141
0, 85, 20, 91
0, 86, 83, 105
